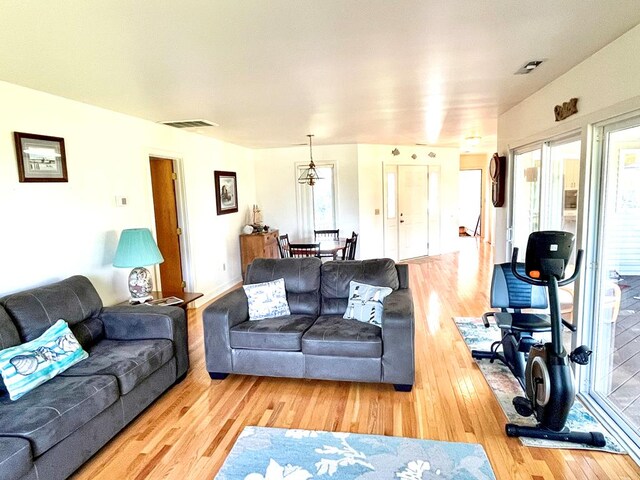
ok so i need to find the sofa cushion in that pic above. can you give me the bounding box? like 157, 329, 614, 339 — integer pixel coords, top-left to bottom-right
0, 437, 33, 480
246, 258, 321, 316
0, 306, 21, 394
0, 276, 103, 342
69, 316, 105, 350
0, 375, 119, 456
301, 315, 382, 358
243, 278, 291, 320
320, 259, 399, 315
0, 320, 88, 401
60, 338, 174, 394
230, 315, 316, 351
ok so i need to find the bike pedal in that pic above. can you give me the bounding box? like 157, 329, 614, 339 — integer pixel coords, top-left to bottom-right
513, 396, 534, 417
569, 345, 592, 365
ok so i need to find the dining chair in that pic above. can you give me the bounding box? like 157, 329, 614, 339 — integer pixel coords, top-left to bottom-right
347, 232, 358, 260
289, 243, 321, 258
314, 229, 339, 240
341, 237, 354, 260
278, 234, 291, 258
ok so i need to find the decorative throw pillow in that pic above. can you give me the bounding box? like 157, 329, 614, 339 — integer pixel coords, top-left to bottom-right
0, 320, 88, 401
243, 278, 291, 321
343, 281, 393, 327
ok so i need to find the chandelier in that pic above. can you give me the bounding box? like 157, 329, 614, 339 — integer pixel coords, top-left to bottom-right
297, 134, 323, 186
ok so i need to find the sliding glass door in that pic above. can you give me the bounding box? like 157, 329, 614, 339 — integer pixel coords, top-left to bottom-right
510, 137, 581, 260
586, 117, 640, 450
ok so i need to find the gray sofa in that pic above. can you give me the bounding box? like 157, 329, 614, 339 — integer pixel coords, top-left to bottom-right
0, 276, 188, 480
203, 258, 414, 390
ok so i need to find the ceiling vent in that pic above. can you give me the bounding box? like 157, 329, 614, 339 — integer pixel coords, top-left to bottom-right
515, 60, 543, 75
160, 119, 219, 128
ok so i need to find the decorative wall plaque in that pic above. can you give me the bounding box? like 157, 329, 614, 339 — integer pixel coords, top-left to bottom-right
554, 98, 578, 122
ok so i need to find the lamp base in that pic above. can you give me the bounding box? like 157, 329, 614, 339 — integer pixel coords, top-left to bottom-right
128, 266, 154, 301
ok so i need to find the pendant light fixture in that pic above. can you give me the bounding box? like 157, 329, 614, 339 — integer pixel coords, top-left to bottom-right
297, 134, 322, 186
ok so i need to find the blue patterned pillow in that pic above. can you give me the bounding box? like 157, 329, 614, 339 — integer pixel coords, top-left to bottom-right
343, 281, 393, 327
0, 320, 88, 400
243, 278, 291, 320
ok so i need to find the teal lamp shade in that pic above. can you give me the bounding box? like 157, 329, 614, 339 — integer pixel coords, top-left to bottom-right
113, 228, 164, 302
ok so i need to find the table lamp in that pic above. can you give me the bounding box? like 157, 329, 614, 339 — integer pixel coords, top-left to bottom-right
113, 228, 164, 303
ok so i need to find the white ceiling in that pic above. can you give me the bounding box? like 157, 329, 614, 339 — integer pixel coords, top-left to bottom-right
1, 1, 639, 151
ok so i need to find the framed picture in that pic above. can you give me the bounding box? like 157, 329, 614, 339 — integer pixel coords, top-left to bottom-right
14, 132, 68, 182
214, 170, 238, 215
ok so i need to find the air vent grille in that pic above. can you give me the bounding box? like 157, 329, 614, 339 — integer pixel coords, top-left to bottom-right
160, 119, 218, 128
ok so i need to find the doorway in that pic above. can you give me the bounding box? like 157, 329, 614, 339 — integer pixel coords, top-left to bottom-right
384, 164, 440, 260
458, 169, 482, 236
149, 156, 185, 293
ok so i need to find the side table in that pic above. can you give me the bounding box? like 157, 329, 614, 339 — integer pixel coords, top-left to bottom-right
115, 291, 203, 311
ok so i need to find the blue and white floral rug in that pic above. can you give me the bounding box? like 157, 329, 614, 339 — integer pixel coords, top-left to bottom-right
453, 316, 625, 453
216, 426, 496, 479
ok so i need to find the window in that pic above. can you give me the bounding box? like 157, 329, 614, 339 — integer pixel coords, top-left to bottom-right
296, 163, 337, 238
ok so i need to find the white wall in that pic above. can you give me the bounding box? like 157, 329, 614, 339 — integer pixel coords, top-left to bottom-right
356, 144, 461, 258
495, 24, 640, 262
0, 80, 254, 306
254, 144, 359, 242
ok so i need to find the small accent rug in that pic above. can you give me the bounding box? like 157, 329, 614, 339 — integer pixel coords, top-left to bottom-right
453, 316, 625, 453
216, 426, 496, 479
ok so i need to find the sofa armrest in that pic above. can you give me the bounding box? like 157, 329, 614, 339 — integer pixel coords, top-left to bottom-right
381, 288, 415, 385
0, 436, 33, 480
202, 288, 248, 374
100, 306, 188, 378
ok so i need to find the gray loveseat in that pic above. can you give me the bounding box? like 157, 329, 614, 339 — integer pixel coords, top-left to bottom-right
0, 276, 188, 480
203, 258, 414, 391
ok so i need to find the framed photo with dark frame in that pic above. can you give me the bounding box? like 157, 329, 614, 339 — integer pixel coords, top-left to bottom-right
214, 170, 238, 215
14, 132, 68, 182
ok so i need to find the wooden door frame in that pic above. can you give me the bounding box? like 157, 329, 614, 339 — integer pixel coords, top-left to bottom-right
147, 153, 194, 291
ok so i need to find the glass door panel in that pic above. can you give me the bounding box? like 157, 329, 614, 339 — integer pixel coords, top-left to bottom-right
512, 148, 542, 258
590, 122, 640, 445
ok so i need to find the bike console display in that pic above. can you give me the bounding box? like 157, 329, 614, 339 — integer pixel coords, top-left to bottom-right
524, 231, 574, 281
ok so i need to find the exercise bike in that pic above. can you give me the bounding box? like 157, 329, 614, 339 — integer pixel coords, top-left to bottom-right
504, 231, 605, 447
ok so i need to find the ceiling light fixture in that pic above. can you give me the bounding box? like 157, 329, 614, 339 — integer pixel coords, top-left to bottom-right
298, 134, 322, 187
515, 60, 543, 75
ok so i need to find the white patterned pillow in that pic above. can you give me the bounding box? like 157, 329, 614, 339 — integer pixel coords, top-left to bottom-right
343, 281, 393, 327
0, 320, 88, 401
243, 278, 291, 320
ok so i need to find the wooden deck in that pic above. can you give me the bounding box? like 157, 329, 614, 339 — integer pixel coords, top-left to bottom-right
608, 274, 640, 431
71, 238, 640, 479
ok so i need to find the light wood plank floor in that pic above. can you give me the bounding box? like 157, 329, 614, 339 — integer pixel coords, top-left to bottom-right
72, 238, 640, 479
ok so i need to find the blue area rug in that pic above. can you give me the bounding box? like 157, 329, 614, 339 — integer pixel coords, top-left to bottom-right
216, 426, 496, 479
453, 316, 625, 453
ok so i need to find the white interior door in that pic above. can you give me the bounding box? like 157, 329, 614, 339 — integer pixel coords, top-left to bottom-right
398, 165, 429, 259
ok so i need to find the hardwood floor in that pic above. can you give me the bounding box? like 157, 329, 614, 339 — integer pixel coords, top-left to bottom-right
72, 238, 640, 479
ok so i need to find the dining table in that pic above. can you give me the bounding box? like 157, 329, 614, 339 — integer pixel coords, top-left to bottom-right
290, 237, 348, 259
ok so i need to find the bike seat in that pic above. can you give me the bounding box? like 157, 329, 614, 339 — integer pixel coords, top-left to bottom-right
494, 312, 552, 332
